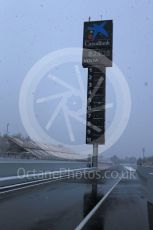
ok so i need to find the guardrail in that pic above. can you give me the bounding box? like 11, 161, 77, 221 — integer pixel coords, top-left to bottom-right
0, 167, 96, 196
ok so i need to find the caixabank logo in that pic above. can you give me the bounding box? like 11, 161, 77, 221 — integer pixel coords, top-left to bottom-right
87, 21, 109, 41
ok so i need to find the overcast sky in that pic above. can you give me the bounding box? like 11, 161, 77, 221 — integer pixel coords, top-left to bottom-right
0, 0, 153, 158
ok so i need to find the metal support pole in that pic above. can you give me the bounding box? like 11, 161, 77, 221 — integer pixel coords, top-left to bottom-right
92, 182, 97, 195
92, 144, 98, 195
93, 143, 98, 168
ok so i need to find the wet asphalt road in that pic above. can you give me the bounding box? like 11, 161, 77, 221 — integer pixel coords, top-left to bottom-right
0, 166, 152, 230
83, 173, 153, 230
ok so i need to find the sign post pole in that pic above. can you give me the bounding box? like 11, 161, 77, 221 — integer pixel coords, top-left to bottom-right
93, 143, 98, 168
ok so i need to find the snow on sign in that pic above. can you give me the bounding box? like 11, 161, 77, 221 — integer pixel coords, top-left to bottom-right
82, 20, 113, 68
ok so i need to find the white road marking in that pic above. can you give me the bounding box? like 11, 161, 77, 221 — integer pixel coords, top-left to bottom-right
75, 177, 122, 230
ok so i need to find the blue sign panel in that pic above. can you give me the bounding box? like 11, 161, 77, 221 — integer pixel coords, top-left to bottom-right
82, 20, 113, 68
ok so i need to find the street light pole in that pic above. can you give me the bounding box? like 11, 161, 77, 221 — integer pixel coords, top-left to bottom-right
6, 123, 10, 136
142, 147, 145, 163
